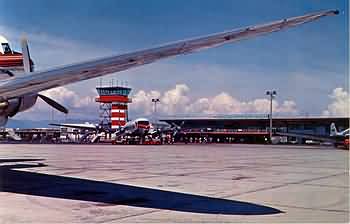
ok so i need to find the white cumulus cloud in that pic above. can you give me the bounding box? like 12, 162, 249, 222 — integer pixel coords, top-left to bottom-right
323, 87, 350, 117
17, 87, 98, 120
131, 84, 298, 116
131, 90, 161, 115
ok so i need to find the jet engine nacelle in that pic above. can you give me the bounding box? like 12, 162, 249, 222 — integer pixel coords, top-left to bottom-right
0, 94, 37, 125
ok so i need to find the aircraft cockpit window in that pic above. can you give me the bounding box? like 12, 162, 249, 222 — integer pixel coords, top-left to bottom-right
2, 43, 12, 54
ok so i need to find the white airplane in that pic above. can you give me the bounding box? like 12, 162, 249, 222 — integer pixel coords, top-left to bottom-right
0, 10, 339, 126
49, 122, 101, 143
50, 118, 151, 134
330, 123, 350, 138
50, 118, 152, 142
114, 118, 151, 136
0, 127, 21, 141
276, 122, 349, 147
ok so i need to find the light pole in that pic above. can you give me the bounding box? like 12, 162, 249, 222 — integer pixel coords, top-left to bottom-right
266, 90, 277, 143
152, 98, 160, 122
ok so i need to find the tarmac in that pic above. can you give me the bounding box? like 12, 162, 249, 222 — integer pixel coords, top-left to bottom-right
0, 143, 348, 223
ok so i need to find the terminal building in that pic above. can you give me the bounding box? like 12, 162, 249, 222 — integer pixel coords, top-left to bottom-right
160, 115, 349, 143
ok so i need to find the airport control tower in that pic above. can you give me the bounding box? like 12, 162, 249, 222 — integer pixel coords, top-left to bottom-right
96, 85, 132, 130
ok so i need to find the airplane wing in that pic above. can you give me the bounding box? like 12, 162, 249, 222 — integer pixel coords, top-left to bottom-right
5, 128, 21, 141
0, 10, 338, 99
50, 123, 97, 130
114, 128, 126, 137
275, 131, 339, 144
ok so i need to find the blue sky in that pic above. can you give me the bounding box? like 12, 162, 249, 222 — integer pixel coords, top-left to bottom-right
0, 0, 348, 120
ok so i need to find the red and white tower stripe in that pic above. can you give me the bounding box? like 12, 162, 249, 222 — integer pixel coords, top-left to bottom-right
111, 104, 127, 129
96, 86, 132, 130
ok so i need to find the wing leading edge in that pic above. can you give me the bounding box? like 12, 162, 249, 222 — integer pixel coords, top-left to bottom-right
49, 123, 97, 130
0, 10, 338, 99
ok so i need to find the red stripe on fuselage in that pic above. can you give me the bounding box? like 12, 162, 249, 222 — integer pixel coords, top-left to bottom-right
0, 54, 24, 67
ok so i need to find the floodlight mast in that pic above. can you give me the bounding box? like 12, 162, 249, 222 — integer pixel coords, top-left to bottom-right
266, 90, 277, 143
152, 98, 160, 122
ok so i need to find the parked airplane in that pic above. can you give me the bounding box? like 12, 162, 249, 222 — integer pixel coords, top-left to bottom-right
49, 122, 102, 143
0, 127, 21, 141
50, 118, 152, 143
0, 10, 339, 126
148, 121, 185, 138
115, 118, 186, 144
115, 118, 151, 136
275, 122, 349, 148
330, 122, 350, 138
330, 123, 349, 148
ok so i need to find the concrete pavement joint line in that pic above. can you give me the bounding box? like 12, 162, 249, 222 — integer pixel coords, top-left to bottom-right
134, 160, 327, 177
133, 168, 233, 177
183, 166, 342, 181
221, 172, 347, 198
24, 195, 68, 212
106, 175, 163, 182
289, 172, 347, 185
293, 166, 349, 170
223, 178, 349, 190
59, 170, 87, 176
301, 183, 348, 189
264, 203, 348, 213
95, 210, 162, 223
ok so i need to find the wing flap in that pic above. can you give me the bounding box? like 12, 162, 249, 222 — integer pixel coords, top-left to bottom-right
0, 10, 338, 99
